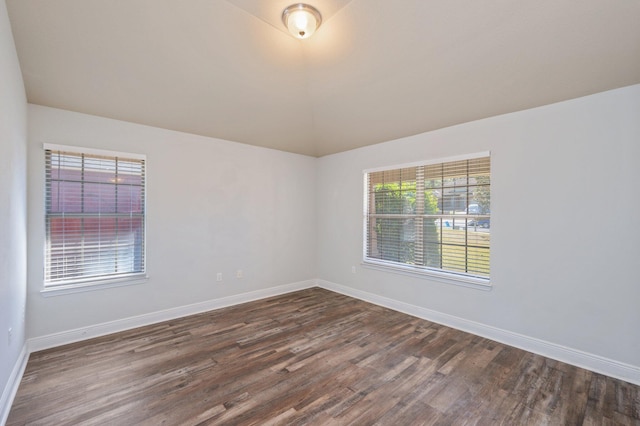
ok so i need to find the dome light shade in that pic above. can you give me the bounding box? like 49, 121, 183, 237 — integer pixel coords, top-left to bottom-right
282, 4, 322, 39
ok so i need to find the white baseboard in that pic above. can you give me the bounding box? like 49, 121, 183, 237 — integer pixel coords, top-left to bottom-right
17, 276, 640, 410
29, 280, 316, 353
316, 279, 640, 386
1, 344, 29, 426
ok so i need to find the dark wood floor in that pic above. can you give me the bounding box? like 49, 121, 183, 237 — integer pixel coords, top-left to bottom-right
8, 288, 640, 425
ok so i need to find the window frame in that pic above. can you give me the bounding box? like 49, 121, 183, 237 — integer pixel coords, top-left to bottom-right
42, 144, 148, 295
362, 152, 491, 290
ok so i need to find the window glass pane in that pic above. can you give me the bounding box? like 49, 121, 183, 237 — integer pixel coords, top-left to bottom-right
116, 184, 138, 213
56, 181, 83, 213
83, 182, 116, 213
424, 189, 440, 214
367, 217, 415, 263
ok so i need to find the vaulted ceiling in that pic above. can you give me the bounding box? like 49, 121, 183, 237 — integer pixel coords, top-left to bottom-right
6, 0, 640, 156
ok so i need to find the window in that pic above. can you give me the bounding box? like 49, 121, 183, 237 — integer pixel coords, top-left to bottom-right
364, 153, 490, 284
44, 145, 146, 288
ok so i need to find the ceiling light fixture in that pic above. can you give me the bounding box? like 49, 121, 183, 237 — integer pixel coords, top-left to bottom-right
282, 3, 322, 39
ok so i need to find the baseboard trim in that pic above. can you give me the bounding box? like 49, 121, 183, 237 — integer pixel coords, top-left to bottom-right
19, 278, 640, 396
316, 279, 640, 386
28, 280, 316, 353
1, 344, 29, 426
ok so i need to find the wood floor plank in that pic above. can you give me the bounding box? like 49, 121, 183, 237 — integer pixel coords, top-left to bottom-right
7, 288, 640, 425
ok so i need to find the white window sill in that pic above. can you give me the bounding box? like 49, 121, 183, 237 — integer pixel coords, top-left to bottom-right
41, 274, 149, 297
362, 260, 491, 291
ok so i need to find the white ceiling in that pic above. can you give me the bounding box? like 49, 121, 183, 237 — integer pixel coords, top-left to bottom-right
6, 0, 640, 157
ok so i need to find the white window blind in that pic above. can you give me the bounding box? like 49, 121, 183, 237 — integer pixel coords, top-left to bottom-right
364, 155, 490, 280
44, 146, 146, 286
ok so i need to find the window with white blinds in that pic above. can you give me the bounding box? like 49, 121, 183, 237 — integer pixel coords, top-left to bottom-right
364, 154, 490, 283
44, 145, 146, 287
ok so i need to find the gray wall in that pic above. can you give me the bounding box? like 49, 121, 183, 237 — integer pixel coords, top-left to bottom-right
0, 0, 27, 415
26, 105, 317, 338
317, 85, 640, 368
